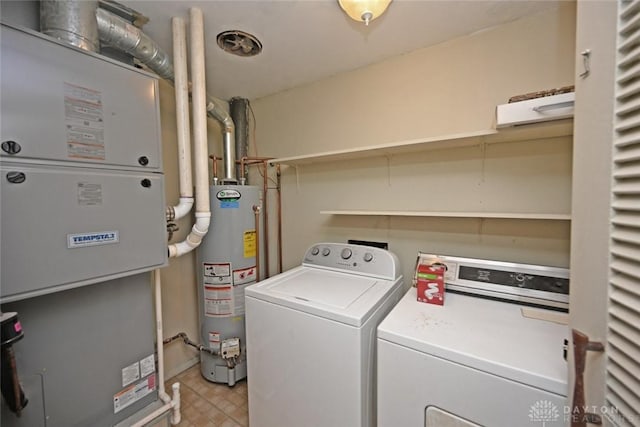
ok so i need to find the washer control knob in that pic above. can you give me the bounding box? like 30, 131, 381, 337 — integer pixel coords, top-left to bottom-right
340, 248, 352, 260
363, 252, 374, 263
311, 247, 320, 256
322, 248, 331, 256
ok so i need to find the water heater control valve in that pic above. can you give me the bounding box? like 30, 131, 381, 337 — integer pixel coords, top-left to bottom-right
220, 337, 241, 360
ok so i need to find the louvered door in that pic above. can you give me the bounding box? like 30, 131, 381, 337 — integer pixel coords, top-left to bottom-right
607, 0, 640, 424
571, 1, 640, 426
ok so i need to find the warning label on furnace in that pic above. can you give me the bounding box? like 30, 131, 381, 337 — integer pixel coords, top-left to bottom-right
77, 182, 103, 206
113, 374, 156, 414
64, 82, 105, 160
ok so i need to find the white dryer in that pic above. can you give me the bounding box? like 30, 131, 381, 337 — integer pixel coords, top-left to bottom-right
245, 242, 404, 427
377, 254, 569, 427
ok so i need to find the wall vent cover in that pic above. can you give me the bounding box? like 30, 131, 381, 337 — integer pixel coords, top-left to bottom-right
216, 30, 262, 57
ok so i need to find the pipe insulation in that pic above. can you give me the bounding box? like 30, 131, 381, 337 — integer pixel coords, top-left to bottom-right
169, 16, 193, 222
40, 0, 100, 52
167, 7, 211, 258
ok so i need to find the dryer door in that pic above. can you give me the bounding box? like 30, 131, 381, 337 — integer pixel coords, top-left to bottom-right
426, 407, 481, 427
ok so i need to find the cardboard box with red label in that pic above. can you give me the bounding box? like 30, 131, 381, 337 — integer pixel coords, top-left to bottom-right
416, 264, 445, 305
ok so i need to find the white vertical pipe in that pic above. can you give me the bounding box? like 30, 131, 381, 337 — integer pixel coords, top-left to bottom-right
168, 7, 211, 258
128, 269, 180, 427
154, 269, 171, 403
189, 7, 209, 215
171, 17, 193, 221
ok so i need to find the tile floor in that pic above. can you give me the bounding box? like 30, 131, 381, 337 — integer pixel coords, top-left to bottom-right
163, 364, 249, 427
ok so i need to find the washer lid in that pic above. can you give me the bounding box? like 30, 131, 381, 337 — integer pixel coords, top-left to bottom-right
377, 288, 568, 396
245, 266, 401, 326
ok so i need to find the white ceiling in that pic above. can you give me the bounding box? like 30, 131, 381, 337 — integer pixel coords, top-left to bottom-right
126, 0, 562, 101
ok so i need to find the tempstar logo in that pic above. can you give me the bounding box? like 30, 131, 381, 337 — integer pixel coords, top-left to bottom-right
67, 231, 119, 248
529, 400, 560, 426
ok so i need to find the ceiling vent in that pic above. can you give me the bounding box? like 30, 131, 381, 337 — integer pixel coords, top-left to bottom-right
216, 30, 262, 57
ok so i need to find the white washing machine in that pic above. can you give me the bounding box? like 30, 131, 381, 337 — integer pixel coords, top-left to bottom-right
377, 254, 570, 427
245, 242, 404, 427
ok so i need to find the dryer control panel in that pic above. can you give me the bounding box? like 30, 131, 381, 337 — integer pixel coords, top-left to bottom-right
302, 243, 401, 280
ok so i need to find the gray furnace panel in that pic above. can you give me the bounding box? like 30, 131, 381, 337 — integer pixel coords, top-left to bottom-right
0, 273, 158, 427
0, 162, 167, 302
0, 24, 162, 170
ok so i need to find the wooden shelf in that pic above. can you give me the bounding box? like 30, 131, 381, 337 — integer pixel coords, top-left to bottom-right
270, 120, 573, 166
320, 210, 571, 221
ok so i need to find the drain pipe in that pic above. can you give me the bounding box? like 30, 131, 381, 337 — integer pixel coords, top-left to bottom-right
165, 16, 193, 223
129, 270, 181, 427
168, 7, 210, 258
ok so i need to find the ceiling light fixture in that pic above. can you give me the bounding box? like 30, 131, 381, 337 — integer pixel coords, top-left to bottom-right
338, 0, 392, 26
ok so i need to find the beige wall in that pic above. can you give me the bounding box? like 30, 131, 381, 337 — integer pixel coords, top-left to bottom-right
251, 3, 576, 284
161, 3, 576, 377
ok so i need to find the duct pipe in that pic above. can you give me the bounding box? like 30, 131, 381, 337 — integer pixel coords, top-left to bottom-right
230, 98, 249, 181
96, 8, 173, 80
40, 0, 99, 52
168, 7, 211, 258
166, 16, 193, 222
206, 99, 236, 183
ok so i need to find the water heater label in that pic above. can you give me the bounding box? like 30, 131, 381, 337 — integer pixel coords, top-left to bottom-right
67, 231, 119, 248
243, 230, 256, 258
216, 189, 241, 209
203, 285, 233, 317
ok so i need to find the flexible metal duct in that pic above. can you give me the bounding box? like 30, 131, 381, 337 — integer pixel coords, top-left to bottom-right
40, 0, 99, 52
95, 8, 173, 80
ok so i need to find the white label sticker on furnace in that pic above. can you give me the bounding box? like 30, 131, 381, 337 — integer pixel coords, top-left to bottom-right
64, 82, 105, 160
121, 361, 140, 387
139, 354, 155, 378
113, 374, 156, 414
77, 182, 103, 206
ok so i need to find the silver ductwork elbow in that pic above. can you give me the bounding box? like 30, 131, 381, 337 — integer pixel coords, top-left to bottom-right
96, 8, 173, 81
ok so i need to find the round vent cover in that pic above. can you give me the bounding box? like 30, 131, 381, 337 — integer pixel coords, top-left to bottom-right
216, 30, 262, 57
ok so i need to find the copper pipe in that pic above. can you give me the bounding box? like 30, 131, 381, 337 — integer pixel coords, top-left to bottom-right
238, 156, 276, 278
252, 205, 261, 282
209, 155, 219, 182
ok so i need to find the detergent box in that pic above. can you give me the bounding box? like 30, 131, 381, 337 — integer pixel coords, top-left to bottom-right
416, 263, 445, 305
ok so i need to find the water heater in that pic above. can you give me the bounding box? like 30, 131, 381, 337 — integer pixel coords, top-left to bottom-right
197, 184, 261, 385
